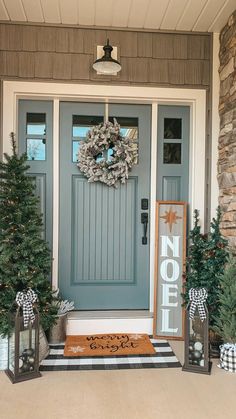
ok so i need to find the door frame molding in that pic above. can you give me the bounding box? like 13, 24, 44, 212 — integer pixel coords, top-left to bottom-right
2, 81, 206, 313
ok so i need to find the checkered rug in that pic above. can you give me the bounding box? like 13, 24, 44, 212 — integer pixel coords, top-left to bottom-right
40, 338, 181, 371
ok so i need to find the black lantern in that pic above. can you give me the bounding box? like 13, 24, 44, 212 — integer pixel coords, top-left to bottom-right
93, 39, 121, 75
5, 297, 41, 383
182, 288, 211, 375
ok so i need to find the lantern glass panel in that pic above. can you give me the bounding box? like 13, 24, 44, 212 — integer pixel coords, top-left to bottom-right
8, 325, 15, 373
19, 324, 37, 375
189, 311, 205, 368
183, 303, 211, 375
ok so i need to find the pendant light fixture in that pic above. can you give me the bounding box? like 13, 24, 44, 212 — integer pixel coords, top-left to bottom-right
93, 39, 121, 75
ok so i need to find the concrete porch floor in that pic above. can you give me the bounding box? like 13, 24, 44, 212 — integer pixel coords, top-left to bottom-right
0, 341, 235, 419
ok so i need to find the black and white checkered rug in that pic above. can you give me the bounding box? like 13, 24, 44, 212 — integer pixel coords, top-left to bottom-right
40, 338, 181, 371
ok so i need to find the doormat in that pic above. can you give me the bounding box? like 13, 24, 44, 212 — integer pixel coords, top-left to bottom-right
64, 333, 156, 357
40, 337, 181, 371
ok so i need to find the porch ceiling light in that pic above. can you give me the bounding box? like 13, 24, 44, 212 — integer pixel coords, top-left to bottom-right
93, 39, 121, 75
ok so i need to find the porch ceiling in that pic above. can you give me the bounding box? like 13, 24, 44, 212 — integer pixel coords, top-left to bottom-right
0, 0, 234, 33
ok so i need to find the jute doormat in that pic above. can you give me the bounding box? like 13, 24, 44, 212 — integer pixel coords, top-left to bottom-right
64, 333, 156, 357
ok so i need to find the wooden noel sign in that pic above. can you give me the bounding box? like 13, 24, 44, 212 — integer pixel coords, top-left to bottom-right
153, 201, 187, 340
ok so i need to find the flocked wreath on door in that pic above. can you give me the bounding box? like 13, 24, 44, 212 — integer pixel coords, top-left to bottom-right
77, 119, 138, 187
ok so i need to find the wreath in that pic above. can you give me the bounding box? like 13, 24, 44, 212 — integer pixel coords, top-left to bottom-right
77, 120, 138, 187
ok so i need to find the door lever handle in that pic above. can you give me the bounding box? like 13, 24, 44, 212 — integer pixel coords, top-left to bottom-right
141, 212, 148, 245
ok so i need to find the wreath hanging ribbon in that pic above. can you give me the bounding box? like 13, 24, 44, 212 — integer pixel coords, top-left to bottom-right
16, 288, 38, 327
77, 120, 138, 187
189, 288, 208, 321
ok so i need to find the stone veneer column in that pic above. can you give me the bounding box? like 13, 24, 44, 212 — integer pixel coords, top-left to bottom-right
218, 10, 236, 250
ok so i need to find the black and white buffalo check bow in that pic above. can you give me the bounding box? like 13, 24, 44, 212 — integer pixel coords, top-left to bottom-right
189, 288, 208, 321
16, 288, 38, 327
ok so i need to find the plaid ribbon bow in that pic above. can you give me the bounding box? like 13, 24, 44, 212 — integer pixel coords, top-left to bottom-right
189, 288, 208, 322
16, 288, 38, 327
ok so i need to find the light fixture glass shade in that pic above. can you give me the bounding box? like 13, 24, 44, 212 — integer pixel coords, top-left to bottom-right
93, 40, 121, 75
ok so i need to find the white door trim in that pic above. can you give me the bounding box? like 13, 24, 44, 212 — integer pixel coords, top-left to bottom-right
2, 81, 206, 317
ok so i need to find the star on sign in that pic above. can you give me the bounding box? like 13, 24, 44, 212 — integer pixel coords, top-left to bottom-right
160, 207, 182, 232
68, 345, 85, 353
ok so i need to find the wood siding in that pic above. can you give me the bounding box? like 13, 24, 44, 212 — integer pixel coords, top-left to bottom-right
0, 23, 211, 87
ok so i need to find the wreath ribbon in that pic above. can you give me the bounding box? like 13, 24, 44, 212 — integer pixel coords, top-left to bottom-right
189, 288, 208, 321
16, 288, 38, 327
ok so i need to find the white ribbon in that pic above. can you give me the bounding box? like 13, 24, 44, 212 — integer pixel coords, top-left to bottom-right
16, 288, 38, 327
189, 288, 208, 321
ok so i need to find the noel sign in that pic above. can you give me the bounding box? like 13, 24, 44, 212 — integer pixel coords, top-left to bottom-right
153, 201, 187, 339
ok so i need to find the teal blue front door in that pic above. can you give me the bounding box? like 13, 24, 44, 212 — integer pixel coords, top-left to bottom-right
59, 103, 151, 309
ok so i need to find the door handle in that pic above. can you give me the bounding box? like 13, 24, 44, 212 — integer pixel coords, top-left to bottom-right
141, 212, 148, 245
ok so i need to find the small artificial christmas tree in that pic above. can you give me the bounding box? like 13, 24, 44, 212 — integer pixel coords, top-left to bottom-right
182, 209, 207, 296
0, 133, 57, 337
203, 207, 229, 324
183, 207, 229, 327
214, 257, 236, 344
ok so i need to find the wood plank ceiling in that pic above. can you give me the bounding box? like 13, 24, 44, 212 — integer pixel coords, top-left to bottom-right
0, 0, 235, 32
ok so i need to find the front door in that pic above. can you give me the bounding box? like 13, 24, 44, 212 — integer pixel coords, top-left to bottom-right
59, 103, 151, 309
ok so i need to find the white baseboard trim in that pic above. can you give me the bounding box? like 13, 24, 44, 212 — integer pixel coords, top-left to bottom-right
67, 313, 153, 335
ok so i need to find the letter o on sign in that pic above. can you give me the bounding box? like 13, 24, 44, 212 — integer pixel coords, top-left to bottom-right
160, 259, 179, 282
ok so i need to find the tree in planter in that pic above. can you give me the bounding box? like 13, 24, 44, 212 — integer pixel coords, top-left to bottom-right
183, 207, 229, 328
0, 133, 57, 337
214, 257, 236, 372
182, 209, 207, 299
214, 257, 236, 344
203, 206, 229, 325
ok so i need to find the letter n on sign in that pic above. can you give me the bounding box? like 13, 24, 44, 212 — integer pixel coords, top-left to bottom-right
153, 201, 187, 340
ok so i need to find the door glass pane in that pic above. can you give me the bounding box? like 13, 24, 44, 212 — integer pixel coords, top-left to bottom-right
27, 113, 46, 135
73, 141, 80, 162
164, 118, 182, 139
73, 115, 138, 162
26, 138, 46, 161
72, 115, 103, 162
109, 117, 138, 140
72, 115, 103, 138
73, 141, 114, 163
95, 148, 114, 163
164, 143, 181, 164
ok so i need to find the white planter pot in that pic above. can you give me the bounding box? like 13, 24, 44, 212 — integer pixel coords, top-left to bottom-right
219, 343, 236, 373
0, 336, 8, 370
48, 314, 67, 344
39, 326, 50, 362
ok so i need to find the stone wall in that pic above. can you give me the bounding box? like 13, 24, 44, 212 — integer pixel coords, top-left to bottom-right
218, 10, 236, 249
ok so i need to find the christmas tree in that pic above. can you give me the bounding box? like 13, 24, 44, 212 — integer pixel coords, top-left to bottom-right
183, 207, 229, 327
182, 209, 208, 300
203, 206, 229, 323
0, 134, 57, 337
214, 257, 236, 343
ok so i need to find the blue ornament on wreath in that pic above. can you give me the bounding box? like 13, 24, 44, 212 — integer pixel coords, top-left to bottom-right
77, 120, 138, 188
